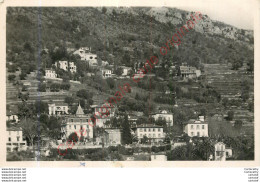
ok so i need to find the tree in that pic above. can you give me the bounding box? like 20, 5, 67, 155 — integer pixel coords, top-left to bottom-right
20, 118, 38, 147
141, 135, 148, 144
222, 98, 229, 108
106, 78, 115, 89
8, 75, 16, 82
64, 96, 74, 106
241, 79, 250, 101
132, 134, 139, 143
114, 67, 123, 76
102, 7, 107, 14
227, 111, 234, 121
234, 120, 243, 131
193, 138, 214, 160
76, 89, 93, 100
122, 115, 132, 145
38, 83, 46, 92
68, 132, 79, 144
47, 116, 62, 140
248, 102, 254, 112
34, 100, 49, 115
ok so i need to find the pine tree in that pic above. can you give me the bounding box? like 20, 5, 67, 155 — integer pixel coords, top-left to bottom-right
122, 115, 132, 145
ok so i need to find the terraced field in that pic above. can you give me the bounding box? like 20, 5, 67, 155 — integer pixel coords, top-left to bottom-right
204, 64, 254, 135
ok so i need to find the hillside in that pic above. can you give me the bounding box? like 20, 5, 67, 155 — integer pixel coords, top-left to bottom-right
6, 7, 253, 71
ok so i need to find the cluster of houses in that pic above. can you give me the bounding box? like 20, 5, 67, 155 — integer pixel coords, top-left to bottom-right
44, 47, 202, 81
6, 100, 233, 160
44, 47, 133, 80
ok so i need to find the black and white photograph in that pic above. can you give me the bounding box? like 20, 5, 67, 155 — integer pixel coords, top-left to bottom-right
4, 2, 256, 163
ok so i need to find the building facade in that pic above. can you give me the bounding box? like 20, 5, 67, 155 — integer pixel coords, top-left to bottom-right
55, 61, 77, 73
180, 66, 200, 79
135, 124, 165, 143
104, 128, 122, 145
214, 142, 233, 161
183, 116, 208, 137
73, 47, 98, 67
6, 127, 27, 152
61, 104, 94, 141
151, 110, 173, 126
48, 103, 69, 116
45, 69, 57, 79
101, 69, 112, 78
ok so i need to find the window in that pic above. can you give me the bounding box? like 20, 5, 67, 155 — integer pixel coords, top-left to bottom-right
80, 125, 83, 130
69, 125, 71, 129
158, 134, 161, 137
148, 134, 151, 138
153, 128, 155, 132
17, 137, 20, 142
8, 137, 11, 142
158, 128, 161, 132
148, 128, 151, 132
197, 125, 200, 129
197, 132, 200, 137
202, 125, 205, 129
74, 125, 76, 129
139, 129, 143, 132
87, 125, 89, 129
153, 134, 156, 137
144, 128, 146, 132
191, 125, 194, 129
71, 119, 73, 122
140, 134, 142, 137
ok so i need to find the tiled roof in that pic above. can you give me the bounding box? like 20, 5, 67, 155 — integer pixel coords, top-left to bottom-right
7, 127, 22, 131
76, 104, 85, 116
136, 124, 163, 128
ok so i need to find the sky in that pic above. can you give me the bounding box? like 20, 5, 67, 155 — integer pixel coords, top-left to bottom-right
174, 0, 255, 30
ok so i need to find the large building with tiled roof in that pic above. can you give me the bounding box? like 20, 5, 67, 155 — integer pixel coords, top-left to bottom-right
61, 104, 94, 141
133, 124, 165, 143
6, 127, 27, 152
183, 116, 208, 137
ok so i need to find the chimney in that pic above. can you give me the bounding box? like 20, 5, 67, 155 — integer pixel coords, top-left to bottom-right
199, 116, 205, 122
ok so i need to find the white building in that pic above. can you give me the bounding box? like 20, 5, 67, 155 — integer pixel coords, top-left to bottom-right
214, 142, 226, 161
6, 127, 27, 152
94, 104, 115, 118
104, 128, 122, 145
151, 154, 167, 161
6, 111, 19, 122
183, 116, 208, 137
214, 142, 233, 161
55, 61, 77, 73
135, 124, 165, 143
73, 47, 98, 68
101, 69, 112, 78
48, 103, 69, 116
151, 110, 173, 126
69, 62, 77, 73
180, 66, 201, 79
73, 47, 91, 59
45, 69, 57, 79
120, 66, 132, 76
61, 104, 94, 141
